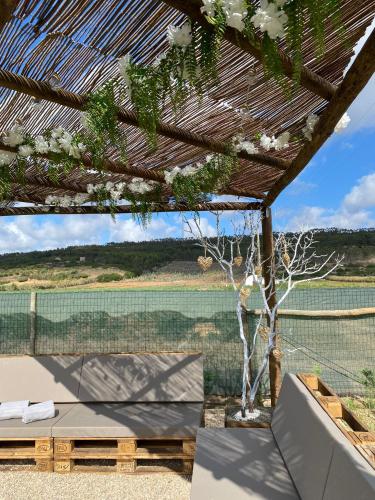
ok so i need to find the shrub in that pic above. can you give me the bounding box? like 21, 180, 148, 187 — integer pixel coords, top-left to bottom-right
97, 273, 123, 283
17, 276, 29, 282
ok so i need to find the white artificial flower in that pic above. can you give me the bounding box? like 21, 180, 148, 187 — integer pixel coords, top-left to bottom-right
58, 131, 73, 153
201, 0, 216, 17
167, 22, 192, 48
68, 144, 83, 159
73, 193, 88, 205
48, 139, 61, 153
45, 195, 57, 205
240, 140, 258, 154
164, 166, 181, 184
205, 154, 214, 163
302, 113, 319, 141
233, 135, 258, 155
260, 133, 273, 151
0, 150, 16, 166
260, 131, 290, 151
3, 124, 25, 147
60, 195, 72, 208
118, 54, 132, 97
18, 144, 34, 157
273, 131, 290, 150
334, 112, 351, 133
105, 181, 114, 191
129, 178, 156, 194
80, 112, 90, 130
87, 183, 95, 195
181, 164, 198, 177
51, 126, 65, 139
223, 1, 248, 32
152, 52, 167, 68
251, 0, 288, 40
34, 135, 50, 154
110, 188, 122, 200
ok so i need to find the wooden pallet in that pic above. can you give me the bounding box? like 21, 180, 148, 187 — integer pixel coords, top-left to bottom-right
298, 373, 375, 470
54, 437, 195, 474
0, 437, 53, 472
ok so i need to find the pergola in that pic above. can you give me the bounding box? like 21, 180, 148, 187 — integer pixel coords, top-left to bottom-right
0, 0, 374, 403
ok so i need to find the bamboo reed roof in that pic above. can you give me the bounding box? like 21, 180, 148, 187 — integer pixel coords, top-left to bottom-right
0, 0, 374, 215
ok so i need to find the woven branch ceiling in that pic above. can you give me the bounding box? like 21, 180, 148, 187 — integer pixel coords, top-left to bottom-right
0, 0, 374, 211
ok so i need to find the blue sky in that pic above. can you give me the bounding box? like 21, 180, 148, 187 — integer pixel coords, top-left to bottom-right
0, 23, 374, 254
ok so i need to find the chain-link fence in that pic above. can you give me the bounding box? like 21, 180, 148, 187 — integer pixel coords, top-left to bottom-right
0, 288, 374, 395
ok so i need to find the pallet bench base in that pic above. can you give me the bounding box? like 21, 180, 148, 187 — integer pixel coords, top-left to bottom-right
54, 437, 195, 474
0, 438, 53, 472
298, 373, 375, 469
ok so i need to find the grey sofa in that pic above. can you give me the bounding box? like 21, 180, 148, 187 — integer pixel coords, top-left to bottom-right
191, 374, 375, 500
0, 353, 204, 439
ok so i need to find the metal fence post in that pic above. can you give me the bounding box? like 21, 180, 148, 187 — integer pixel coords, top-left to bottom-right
29, 292, 37, 355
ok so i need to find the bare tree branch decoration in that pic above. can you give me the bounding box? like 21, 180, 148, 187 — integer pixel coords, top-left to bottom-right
185, 212, 343, 420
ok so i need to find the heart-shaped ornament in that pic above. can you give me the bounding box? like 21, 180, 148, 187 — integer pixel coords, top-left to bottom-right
197, 256, 213, 271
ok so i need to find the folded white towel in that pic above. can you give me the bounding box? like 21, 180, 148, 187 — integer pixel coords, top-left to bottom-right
22, 401, 55, 424
0, 400, 30, 420
1, 400, 29, 409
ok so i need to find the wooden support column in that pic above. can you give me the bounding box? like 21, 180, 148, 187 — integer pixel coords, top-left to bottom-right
261, 206, 281, 406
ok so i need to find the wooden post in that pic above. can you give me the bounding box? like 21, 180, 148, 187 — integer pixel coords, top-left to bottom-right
261, 206, 281, 406
29, 292, 37, 355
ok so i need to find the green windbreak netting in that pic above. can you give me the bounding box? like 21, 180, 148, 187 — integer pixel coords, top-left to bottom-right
0, 288, 374, 395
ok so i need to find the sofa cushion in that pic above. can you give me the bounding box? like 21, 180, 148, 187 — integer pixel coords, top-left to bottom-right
52, 402, 203, 438
191, 428, 298, 500
323, 440, 375, 500
78, 353, 204, 402
0, 404, 76, 438
0, 356, 83, 403
271, 373, 345, 500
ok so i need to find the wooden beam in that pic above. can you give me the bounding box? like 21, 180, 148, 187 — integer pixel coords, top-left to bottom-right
0, 201, 263, 217
0, 68, 289, 172
261, 206, 281, 407
0, 143, 265, 200
265, 28, 375, 206
162, 0, 337, 100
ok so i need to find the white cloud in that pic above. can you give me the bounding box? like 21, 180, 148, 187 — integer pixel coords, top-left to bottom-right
285, 206, 373, 231
284, 172, 375, 231
183, 216, 216, 238
288, 178, 317, 196
0, 214, 179, 254
343, 173, 375, 210
109, 217, 178, 242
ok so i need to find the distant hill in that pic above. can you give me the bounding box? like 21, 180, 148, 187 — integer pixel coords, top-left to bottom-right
0, 228, 374, 278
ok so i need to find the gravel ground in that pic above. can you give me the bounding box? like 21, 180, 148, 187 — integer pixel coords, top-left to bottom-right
0, 471, 191, 500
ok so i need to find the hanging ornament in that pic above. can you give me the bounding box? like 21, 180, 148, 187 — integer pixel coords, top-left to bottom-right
281, 235, 290, 268
197, 247, 213, 272
240, 287, 250, 305
255, 265, 262, 277
234, 242, 243, 267
48, 72, 62, 89
258, 325, 269, 342
272, 347, 284, 360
